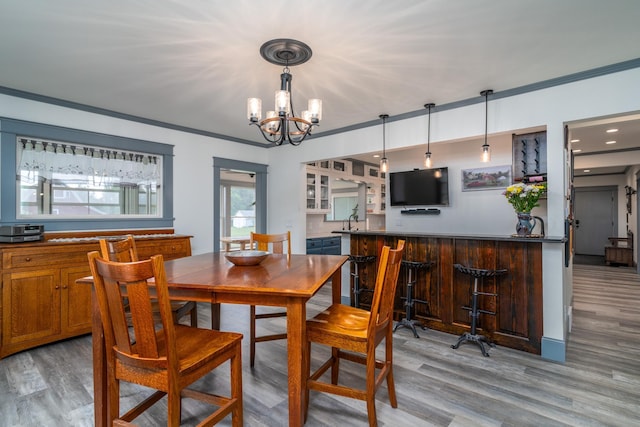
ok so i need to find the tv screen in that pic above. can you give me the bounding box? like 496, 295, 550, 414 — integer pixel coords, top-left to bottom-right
389, 168, 449, 206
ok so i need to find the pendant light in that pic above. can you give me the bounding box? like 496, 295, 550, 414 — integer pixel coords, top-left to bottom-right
424, 103, 435, 168
379, 114, 389, 173
480, 89, 493, 162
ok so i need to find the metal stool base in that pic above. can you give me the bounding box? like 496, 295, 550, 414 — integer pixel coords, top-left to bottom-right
393, 318, 426, 338
451, 332, 495, 357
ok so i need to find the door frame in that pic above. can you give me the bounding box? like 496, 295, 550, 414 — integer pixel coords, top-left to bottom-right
213, 157, 267, 253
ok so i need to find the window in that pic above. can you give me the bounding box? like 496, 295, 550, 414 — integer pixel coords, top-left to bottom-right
0, 117, 173, 232
17, 138, 161, 218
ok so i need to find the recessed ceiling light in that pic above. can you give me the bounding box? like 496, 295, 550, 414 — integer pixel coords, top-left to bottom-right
583, 169, 591, 173
570, 139, 580, 143
573, 149, 582, 153
605, 140, 617, 145
373, 154, 380, 158
606, 128, 618, 133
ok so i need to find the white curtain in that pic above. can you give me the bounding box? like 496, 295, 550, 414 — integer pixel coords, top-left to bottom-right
17, 138, 161, 182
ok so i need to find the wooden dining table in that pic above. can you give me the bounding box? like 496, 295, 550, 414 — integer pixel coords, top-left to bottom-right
85, 251, 348, 427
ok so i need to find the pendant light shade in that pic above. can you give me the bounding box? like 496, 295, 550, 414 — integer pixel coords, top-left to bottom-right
480, 89, 493, 162
424, 103, 435, 168
379, 114, 389, 173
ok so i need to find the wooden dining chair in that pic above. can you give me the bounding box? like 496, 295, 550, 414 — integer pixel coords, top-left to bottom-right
99, 235, 198, 326
87, 251, 244, 426
305, 240, 405, 427
248, 230, 291, 367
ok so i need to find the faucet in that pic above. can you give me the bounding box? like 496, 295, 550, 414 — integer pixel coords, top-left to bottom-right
348, 204, 359, 231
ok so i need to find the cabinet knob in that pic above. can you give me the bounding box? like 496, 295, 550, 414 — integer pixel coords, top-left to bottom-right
25, 257, 31, 262
55, 285, 60, 289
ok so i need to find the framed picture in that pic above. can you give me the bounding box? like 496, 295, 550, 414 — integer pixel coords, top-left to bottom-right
461, 165, 511, 191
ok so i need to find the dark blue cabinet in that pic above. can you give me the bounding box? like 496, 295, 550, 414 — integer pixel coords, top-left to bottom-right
306, 236, 341, 255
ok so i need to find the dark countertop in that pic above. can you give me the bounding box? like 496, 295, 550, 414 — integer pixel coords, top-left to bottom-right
332, 230, 566, 243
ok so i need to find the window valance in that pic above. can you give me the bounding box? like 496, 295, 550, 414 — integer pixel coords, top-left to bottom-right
18, 137, 161, 182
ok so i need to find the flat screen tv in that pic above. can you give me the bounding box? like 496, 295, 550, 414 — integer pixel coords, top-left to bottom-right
389, 168, 449, 206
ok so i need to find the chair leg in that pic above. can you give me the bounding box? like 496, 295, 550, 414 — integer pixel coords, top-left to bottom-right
249, 305, 257, 367
167, 385, 181, 427
330, 347, 340, 385
190, 303, 198, 327
107, 373, 120, 424
231, 345, 243, 427
386, 333, 398, 408
366, 352, 378, 427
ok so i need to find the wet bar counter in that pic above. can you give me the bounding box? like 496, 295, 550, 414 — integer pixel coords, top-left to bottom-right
338, 231, 564, 355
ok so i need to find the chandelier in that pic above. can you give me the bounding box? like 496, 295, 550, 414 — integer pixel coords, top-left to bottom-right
247, 39, 322, 146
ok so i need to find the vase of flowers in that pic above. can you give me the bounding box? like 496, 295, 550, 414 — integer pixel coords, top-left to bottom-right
503, 182, 547, 236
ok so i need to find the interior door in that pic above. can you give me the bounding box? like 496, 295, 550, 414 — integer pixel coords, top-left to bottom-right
574, 187, 617, 255
213, 158, 267, 253
219, 170, 256, 250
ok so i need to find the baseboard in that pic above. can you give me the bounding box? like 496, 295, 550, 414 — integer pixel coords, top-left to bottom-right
541, 337, 566, 363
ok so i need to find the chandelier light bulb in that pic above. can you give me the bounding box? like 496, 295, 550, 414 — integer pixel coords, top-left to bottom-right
247, 98, 262, 122
275, 90, 290, 115
265, 111, 278, 132
308, 99, 322, 122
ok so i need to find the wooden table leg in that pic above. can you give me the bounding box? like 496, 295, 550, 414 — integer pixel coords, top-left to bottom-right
92, 288, 108, 427
286, 300, 306, 427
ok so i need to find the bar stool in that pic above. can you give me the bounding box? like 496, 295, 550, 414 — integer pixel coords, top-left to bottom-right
451, 264, 507, 356
347, 254, 377, 308
393, 259, 433, 338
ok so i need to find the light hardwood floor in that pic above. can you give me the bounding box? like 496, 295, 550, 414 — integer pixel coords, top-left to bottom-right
1, 263, 639, 426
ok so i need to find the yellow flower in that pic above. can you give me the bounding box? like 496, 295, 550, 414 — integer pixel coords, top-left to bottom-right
503, 182, 546, 213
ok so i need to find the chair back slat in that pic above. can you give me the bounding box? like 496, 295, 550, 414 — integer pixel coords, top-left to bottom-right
100, 235, 139, 262
88, 252, 176, 365
250, 231, 291, 254
369, 240, 405, 333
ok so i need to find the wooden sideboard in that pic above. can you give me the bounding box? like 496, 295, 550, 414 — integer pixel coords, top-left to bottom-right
0, 229, 192, 359
346, 232, 544, 354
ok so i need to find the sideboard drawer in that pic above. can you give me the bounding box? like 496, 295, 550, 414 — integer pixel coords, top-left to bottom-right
3, 246, 94, 269
137, 238, 191, 260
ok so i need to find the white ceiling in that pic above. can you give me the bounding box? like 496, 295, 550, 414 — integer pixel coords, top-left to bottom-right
1, 0, 640, 175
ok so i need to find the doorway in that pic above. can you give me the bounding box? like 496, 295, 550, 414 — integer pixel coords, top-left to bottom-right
573, 186, 617, 256
213, 158, 267, 253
